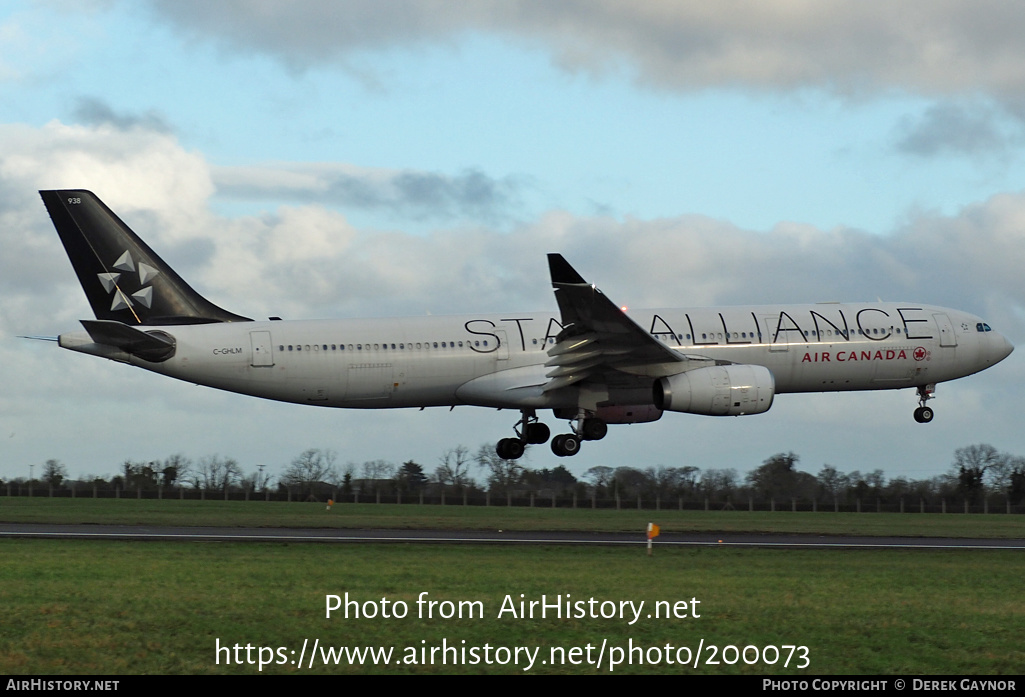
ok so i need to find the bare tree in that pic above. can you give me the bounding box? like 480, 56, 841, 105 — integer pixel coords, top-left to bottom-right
281, 448, 338, 499
435, 445, 474, 490
950, 444, 1003, 503
475, 443, 524, 493
196, 455, 243, 493
359, 459, 395, 494
162, 453, 192, 487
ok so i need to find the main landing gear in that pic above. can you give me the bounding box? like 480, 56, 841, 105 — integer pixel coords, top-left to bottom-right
495, 410, 550, 460
495, 409, 609, 459
913, 384, 935, 423
550, 414, 607, 457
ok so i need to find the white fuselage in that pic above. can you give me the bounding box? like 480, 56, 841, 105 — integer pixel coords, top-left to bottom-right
59, 302, 1013, 414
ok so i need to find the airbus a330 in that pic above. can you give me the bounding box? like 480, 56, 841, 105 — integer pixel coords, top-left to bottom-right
40, 190, 1014, 459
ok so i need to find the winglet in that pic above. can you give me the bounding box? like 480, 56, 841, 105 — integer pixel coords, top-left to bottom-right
547, 253, 587, 285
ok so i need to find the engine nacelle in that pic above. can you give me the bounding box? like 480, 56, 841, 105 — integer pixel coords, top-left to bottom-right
653, 364, 775, 416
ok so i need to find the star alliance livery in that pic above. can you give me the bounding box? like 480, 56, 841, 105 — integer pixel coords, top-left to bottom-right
41, 190, 1014, 459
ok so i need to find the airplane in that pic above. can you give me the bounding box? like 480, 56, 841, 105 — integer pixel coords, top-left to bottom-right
39, 189, 1014, 459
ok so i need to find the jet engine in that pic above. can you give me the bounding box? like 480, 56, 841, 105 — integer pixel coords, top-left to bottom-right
653, 364, 775, 416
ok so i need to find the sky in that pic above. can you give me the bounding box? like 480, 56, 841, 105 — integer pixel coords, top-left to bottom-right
2, 0, 1025, 485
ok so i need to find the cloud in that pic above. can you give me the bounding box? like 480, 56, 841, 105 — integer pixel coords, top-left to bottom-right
5, 119, 1025, 330
3, 118, 1022, 480
893, 101, 1025, 158
214, 163, 526, 223
147, 1, 1025, 98
72, 97, 173, 134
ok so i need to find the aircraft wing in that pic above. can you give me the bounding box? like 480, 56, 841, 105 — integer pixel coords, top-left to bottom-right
544, 254, 690, 391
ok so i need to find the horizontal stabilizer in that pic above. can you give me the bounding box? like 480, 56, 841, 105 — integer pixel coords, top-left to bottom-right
80, 319, 176, 362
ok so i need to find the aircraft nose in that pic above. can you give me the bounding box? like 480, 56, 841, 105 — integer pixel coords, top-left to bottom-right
991, 332, 1014, 364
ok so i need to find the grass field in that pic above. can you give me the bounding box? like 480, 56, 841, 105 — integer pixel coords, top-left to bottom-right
2, 499, 1023, 675
2, 540, 1024, 675
2, 497, 1025, 538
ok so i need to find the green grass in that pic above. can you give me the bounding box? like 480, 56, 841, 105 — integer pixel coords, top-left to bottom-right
1, 540, 1022, 675
1, 497, 1024, 538
2, 498, 1023, 675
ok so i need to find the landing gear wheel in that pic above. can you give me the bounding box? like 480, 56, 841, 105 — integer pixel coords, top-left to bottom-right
525, 422, 551, 445
914, 406, 934, 423
581, 418, 608, 441
551, 434, 581, 457
496, 437, 525, 460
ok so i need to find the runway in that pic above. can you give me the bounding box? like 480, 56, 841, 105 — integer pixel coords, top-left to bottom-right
2, 523, 1024, 549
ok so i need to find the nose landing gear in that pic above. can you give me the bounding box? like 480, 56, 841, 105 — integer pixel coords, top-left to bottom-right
913, 384, 935, 423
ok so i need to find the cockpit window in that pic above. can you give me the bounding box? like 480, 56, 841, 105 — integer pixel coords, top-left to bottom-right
976, 323, 993, 332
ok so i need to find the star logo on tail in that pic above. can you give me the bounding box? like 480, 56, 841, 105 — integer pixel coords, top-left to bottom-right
97, 251, 159, 312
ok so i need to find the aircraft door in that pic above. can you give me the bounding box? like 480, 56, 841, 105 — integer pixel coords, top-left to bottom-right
250, 331, 274, 367
761, 315, 789, 352
495, 330, 509, 362
933, 314, 958, 347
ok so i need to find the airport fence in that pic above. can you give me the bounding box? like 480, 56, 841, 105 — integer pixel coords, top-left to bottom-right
2, 482, 1024, 514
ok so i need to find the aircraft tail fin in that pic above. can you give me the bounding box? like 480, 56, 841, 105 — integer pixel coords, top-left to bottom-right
39, 190, 250, 325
